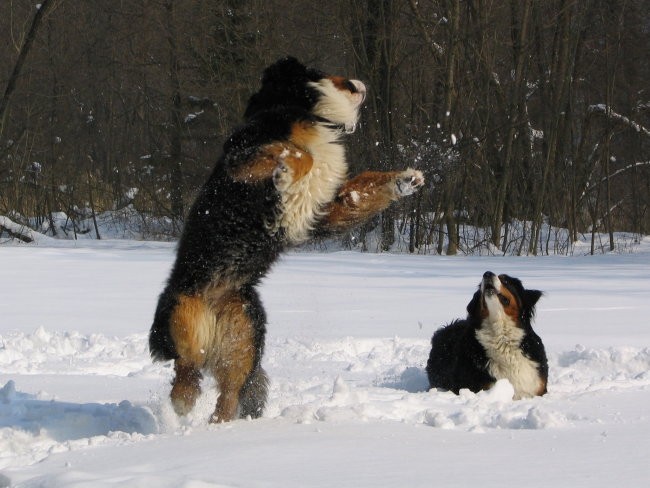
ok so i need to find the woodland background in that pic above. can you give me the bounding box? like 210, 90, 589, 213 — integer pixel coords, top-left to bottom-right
0, 0, 648, 255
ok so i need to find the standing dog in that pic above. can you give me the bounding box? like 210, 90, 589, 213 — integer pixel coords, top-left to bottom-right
426, 272, 547, 399
149, 57, 424, 423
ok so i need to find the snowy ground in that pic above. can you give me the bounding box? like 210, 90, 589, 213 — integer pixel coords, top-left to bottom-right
1, 239, 650, 487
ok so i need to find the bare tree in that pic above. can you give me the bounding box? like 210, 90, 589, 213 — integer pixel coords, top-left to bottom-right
0, 0, 648, 249
0, 0, 55, 131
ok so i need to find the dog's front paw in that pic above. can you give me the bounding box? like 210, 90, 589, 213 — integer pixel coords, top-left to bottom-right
395, 169, 424, 197
272, 150, 295, 192
271, 145, 313, 192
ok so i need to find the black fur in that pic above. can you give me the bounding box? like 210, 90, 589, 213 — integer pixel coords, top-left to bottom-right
426, 273, 548, 397
149, 58, 325, 363
148, 57, 423, 422
148, 160, 282, 362
244, 57, 325, 119
147, 57, 381, 422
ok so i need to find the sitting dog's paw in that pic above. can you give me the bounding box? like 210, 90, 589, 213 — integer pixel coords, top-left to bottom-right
395, 169, 424, 197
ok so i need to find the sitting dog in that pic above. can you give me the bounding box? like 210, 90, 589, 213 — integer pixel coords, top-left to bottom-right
149, 57, 424, 423
426, 271, 547, 399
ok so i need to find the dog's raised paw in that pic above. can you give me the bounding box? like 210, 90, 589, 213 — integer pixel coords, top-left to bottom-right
272, 150, 295, 192
271, 146, 314, 192
395, 169, 424, 197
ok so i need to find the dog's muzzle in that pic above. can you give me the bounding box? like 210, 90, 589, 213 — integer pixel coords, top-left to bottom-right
481, 271, 498, 296
349, 80, 367, 104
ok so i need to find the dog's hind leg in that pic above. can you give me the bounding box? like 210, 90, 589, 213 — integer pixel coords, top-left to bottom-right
238, 366, 269, 419
168, 294, 214, 416
208, 288, 267, 423
237, 285, 268, 419
170, 360, 203, 416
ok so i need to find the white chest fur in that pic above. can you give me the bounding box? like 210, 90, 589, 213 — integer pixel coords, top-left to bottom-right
475, 317, 543, 399
279, 124, 348, 244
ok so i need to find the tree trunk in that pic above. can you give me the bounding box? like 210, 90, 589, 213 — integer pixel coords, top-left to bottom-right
491, 0, 532, 248
529, 2, 576, 254
445, 200, 458, 255
0, 0, 55, 131
0, 216, 34, 243
350, 0, 397, 251
165, 0, 185, 221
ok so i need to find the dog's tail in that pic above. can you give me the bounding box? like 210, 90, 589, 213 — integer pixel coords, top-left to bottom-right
149, 287, 179, 361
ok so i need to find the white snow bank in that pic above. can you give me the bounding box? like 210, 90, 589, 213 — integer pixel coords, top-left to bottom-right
1, 245, 649, 487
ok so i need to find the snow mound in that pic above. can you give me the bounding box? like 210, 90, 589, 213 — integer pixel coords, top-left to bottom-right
0, 380, 157, 469
0, 327, 152, 376
555, 345, 650, 385
3, 331, 650, 437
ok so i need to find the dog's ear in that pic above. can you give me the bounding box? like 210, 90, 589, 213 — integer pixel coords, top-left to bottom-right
525, 289, 543, 307
466, 289, 482, 318
523, 289, 543, 318
245, 57, 322, 119
261, 56, 307, 84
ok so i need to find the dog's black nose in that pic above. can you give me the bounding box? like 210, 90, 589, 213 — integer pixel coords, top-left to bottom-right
483, 271, 495, 280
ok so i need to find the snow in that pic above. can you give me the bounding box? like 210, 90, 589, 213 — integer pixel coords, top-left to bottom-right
0, 217, 39, 243
1, 240, 650, 486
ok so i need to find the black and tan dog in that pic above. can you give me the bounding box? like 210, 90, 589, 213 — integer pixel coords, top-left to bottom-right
149, 57, 424, 423
426, 272, 547, 399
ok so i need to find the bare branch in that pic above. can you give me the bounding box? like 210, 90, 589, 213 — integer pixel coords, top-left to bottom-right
0, 0, 56, 129
581, 161, 650, 199
588, 104, 650, 138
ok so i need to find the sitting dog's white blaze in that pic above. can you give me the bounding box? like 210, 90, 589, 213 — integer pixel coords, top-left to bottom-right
476, 274, 545, 399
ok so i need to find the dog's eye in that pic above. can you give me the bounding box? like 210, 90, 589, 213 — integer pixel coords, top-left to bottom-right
498, 294, 510, 306
343, 80, 358, 93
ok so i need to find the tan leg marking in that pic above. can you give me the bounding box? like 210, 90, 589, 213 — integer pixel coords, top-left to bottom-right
321, 169, 424, 234
168, 294, 214, 416
229, 141, 313, 187
169, 294, 214, 367
170, 360, 202, 416
208, 290, 256, 423
321, 171, 400, 234
271, 142, 314, 191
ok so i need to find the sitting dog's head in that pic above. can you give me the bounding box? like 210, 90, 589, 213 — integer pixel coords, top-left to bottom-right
467, 271, 542, 326
244, 56, 366, 133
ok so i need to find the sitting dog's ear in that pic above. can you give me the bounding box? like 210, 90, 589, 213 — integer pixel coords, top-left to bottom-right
525, 289, 543, 307
523, 289, 543, 319
466, 289, 482, 317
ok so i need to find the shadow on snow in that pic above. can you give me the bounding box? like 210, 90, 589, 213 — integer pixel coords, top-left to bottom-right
0, 380, 158, 442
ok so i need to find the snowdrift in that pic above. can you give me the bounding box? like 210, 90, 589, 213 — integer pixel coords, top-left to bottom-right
1, 242, 649, 486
